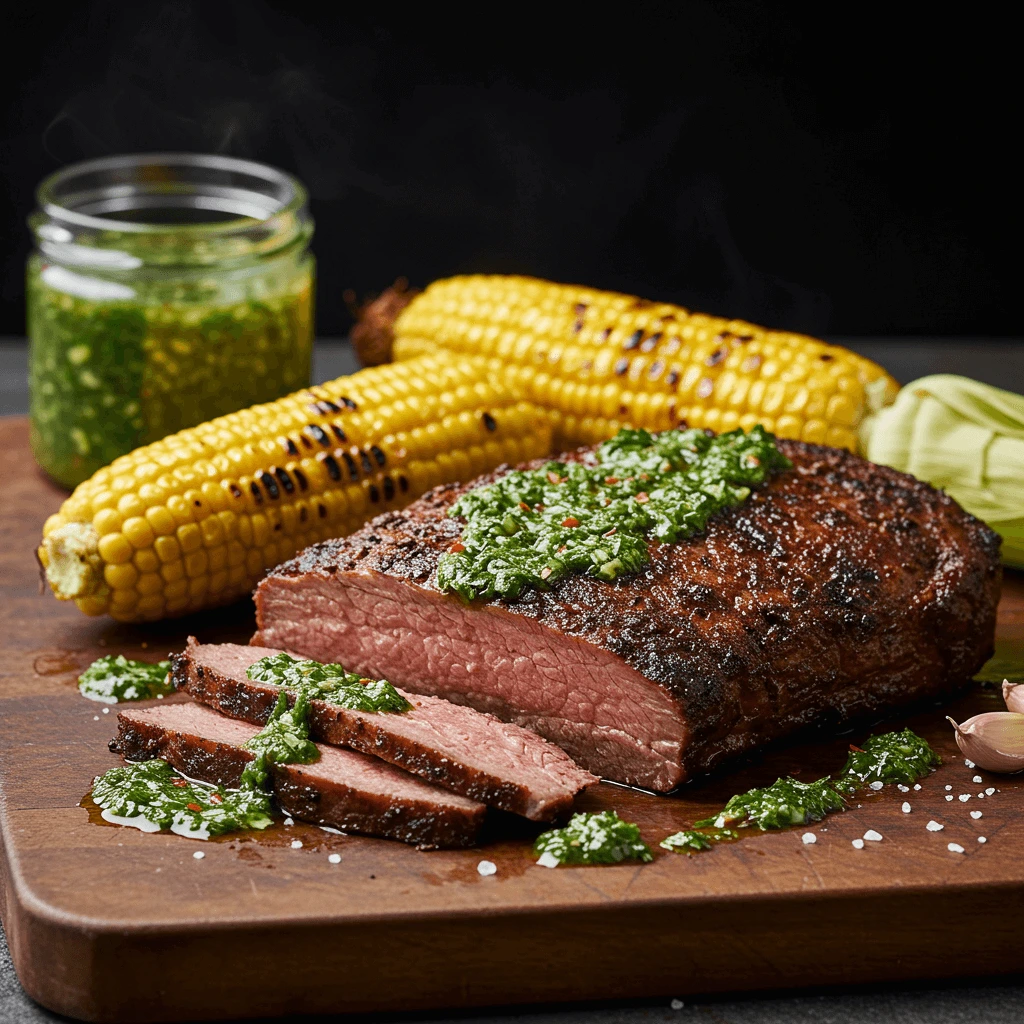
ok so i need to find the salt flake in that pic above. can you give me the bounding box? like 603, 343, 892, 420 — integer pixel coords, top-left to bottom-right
328, 853, 341, 864
537, 851, 560, 868
902, 802, 912, 813
971, 810, 983, 819
868, 781, 884, 791
913, 784, 922, 791
477, 860, 497, 876
948, 842, 965, 854
863, 830, 883, 842
193, 851, 205, 860
290, 840, 303, 849
945, 795, 954, 802
986, 788, 996, 795
801, 833, 816, 845
959, 794, 971, 802
978, 836, 988, 844
973, 776, 983, 784
852, 839, 865, 849
926, 820, 944, 832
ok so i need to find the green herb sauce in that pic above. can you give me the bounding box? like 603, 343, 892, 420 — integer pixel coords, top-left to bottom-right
242, 689, 319, 767
437, 426, 791, 601
663, 728, 940, 855
660, 827, 739, 853
92, 673, 323, 840
834, 728, 941, 793
533, 810, 653, 866
78, 655, 173, 704
28, 254, 312, 487
698, 777, 846, 831
91, 759, 274, 839
246, 652, 413, 713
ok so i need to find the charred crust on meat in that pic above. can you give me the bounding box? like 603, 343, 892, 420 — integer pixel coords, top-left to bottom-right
255, 438, 1002, 787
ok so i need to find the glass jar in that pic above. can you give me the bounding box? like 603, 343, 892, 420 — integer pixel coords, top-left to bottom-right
27, 153, 315, 487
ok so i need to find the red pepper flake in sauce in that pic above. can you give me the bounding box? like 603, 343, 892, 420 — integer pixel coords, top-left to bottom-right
519, 502, 531, 511
635, 492, 650, 504
547, 471, 562, 485
172, 779, 189, 788
187, 802, 203, 812
604, 476, 619, 485
561, 517, 580, 528
209, 793, 223, 804
603, 527, 617, 537
540, 566, 553, 580
449, 542, 466, 553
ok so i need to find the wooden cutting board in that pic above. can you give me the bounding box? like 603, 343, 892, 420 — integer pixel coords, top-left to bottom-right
3, 414, 1023, 1023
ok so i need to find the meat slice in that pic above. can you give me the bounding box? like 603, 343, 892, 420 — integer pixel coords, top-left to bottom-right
114, 702, 485, 849
253, 440, 1002, 791
172, 638, 595, 820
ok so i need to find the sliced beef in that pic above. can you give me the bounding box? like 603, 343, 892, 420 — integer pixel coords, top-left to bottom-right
114, 703, 485, 849
172, 638, 595, 820
253, 439, 1002, 791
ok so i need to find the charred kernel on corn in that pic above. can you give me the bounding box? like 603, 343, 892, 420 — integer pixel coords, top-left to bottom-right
391, 275, 899, 454
39, 354, 551, 623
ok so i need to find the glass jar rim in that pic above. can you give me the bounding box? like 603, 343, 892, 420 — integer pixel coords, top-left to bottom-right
32, 153, 313, 270
36, 152, 309, 235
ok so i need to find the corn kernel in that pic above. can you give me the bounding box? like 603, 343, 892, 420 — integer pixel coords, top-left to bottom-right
200, 516, 225, 548
133, 548, 160, 573
116, 494, 146, 520
136, 572, 163, 596
98, 533, 134, 565
176, 523, 203, 554
110, 589, 139, 611
104, 562, 139, 590
161, 560, 186, 583
92, 508, 123, 536
76, 595, 109, 616
154, 535, 181, 563
185, 550, 209, 578
137, 595, 165, 618
146, 506, 177, 537
122, 516, 156, 550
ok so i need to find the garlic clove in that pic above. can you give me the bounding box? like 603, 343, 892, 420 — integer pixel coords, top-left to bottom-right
1003, 679, 1024, 714
947, 713, 1024, 773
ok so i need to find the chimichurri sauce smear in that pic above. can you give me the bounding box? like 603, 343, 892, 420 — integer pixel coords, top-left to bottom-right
661, 728, 939, 854
91, 760, 274, 840
78, 655, 173, 704
246, 652, 413, 713
534, 810, 653, 867
437, 425, 790, 601
91, 676, 322, 840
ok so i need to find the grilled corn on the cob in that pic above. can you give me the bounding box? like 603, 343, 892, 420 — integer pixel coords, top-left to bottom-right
39, 353, 550, 622
391, 275, 899, 453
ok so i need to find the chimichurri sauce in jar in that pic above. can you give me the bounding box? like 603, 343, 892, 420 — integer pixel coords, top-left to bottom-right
27, 154, 315, 487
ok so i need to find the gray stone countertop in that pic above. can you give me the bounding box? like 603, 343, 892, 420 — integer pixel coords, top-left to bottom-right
2, 336, 1023, 1023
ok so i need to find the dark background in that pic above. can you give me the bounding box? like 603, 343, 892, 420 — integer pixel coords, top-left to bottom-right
1, 1, 1019, 339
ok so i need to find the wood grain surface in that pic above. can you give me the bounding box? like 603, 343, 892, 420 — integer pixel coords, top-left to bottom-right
2, 415, 1023, 1023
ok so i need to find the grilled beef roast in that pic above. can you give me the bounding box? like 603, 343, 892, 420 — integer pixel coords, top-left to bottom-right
115, 703, 486, 848
253, 440, 1001, 790
174, 639, 596, 820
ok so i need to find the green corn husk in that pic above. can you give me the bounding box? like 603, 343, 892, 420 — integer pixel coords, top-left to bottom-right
866, 374, 1024, 569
